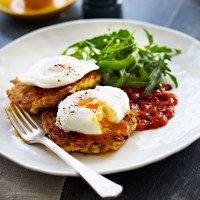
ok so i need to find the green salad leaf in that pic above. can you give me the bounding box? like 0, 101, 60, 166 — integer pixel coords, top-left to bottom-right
62, 29, 181, 97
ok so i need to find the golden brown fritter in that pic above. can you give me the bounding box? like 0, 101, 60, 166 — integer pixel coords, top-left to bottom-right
7, 72, 101, 114
41, 109, 137, 154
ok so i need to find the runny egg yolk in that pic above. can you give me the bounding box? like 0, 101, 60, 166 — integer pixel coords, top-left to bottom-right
77, 98, 129, 135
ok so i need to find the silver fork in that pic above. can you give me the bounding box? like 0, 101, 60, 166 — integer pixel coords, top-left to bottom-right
5, 104, 123, 199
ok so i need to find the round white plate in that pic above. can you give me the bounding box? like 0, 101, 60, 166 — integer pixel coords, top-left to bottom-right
1, 19, 200, 176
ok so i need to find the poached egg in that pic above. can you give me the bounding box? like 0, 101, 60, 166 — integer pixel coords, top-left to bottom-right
56, 86, 130, 135
18, 55, 99, 88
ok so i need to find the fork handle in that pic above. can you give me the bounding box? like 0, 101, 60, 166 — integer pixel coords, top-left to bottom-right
37, 136, 123, 198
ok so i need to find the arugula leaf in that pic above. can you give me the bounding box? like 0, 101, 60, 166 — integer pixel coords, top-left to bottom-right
141, 59, 164, 97
166, 72, 178, 87
144, 29, 154, 45
62, 29, 181, 97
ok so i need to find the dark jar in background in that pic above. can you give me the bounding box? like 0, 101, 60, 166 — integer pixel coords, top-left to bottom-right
83, 0, 123, 18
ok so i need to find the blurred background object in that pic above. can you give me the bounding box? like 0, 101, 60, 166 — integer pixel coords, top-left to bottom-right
24, 0, 52, 9
0, 0, 76, 19
83, 0, 123, 18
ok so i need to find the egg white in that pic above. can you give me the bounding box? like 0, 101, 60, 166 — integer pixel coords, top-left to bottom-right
56, 86, 130, 135
18, 55, 99, 88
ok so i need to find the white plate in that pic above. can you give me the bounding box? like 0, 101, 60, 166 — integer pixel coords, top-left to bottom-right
1, 19, 200, 176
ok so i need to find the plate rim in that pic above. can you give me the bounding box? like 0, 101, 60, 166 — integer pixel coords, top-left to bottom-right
1, 19, 200, 176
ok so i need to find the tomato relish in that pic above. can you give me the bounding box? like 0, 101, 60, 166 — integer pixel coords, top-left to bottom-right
123, 85, 178, 131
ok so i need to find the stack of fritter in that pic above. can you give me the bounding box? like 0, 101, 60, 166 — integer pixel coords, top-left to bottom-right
7, 71, 137, 153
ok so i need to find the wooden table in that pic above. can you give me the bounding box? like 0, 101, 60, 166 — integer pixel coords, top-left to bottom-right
1, 0, 200, 199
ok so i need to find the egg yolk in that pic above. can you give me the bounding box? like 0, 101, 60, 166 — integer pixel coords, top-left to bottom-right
78, 98, 129, 135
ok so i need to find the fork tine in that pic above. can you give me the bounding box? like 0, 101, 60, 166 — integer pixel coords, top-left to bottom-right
5, 108, 27, 139
17, 104, 40, 129
9, 106, 30, 134
14, 104, 36, 132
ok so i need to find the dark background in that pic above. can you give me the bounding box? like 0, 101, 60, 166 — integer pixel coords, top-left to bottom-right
1, 0, 200, 199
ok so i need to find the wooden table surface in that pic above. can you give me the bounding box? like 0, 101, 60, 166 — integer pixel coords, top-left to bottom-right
1, 0, 200, 199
